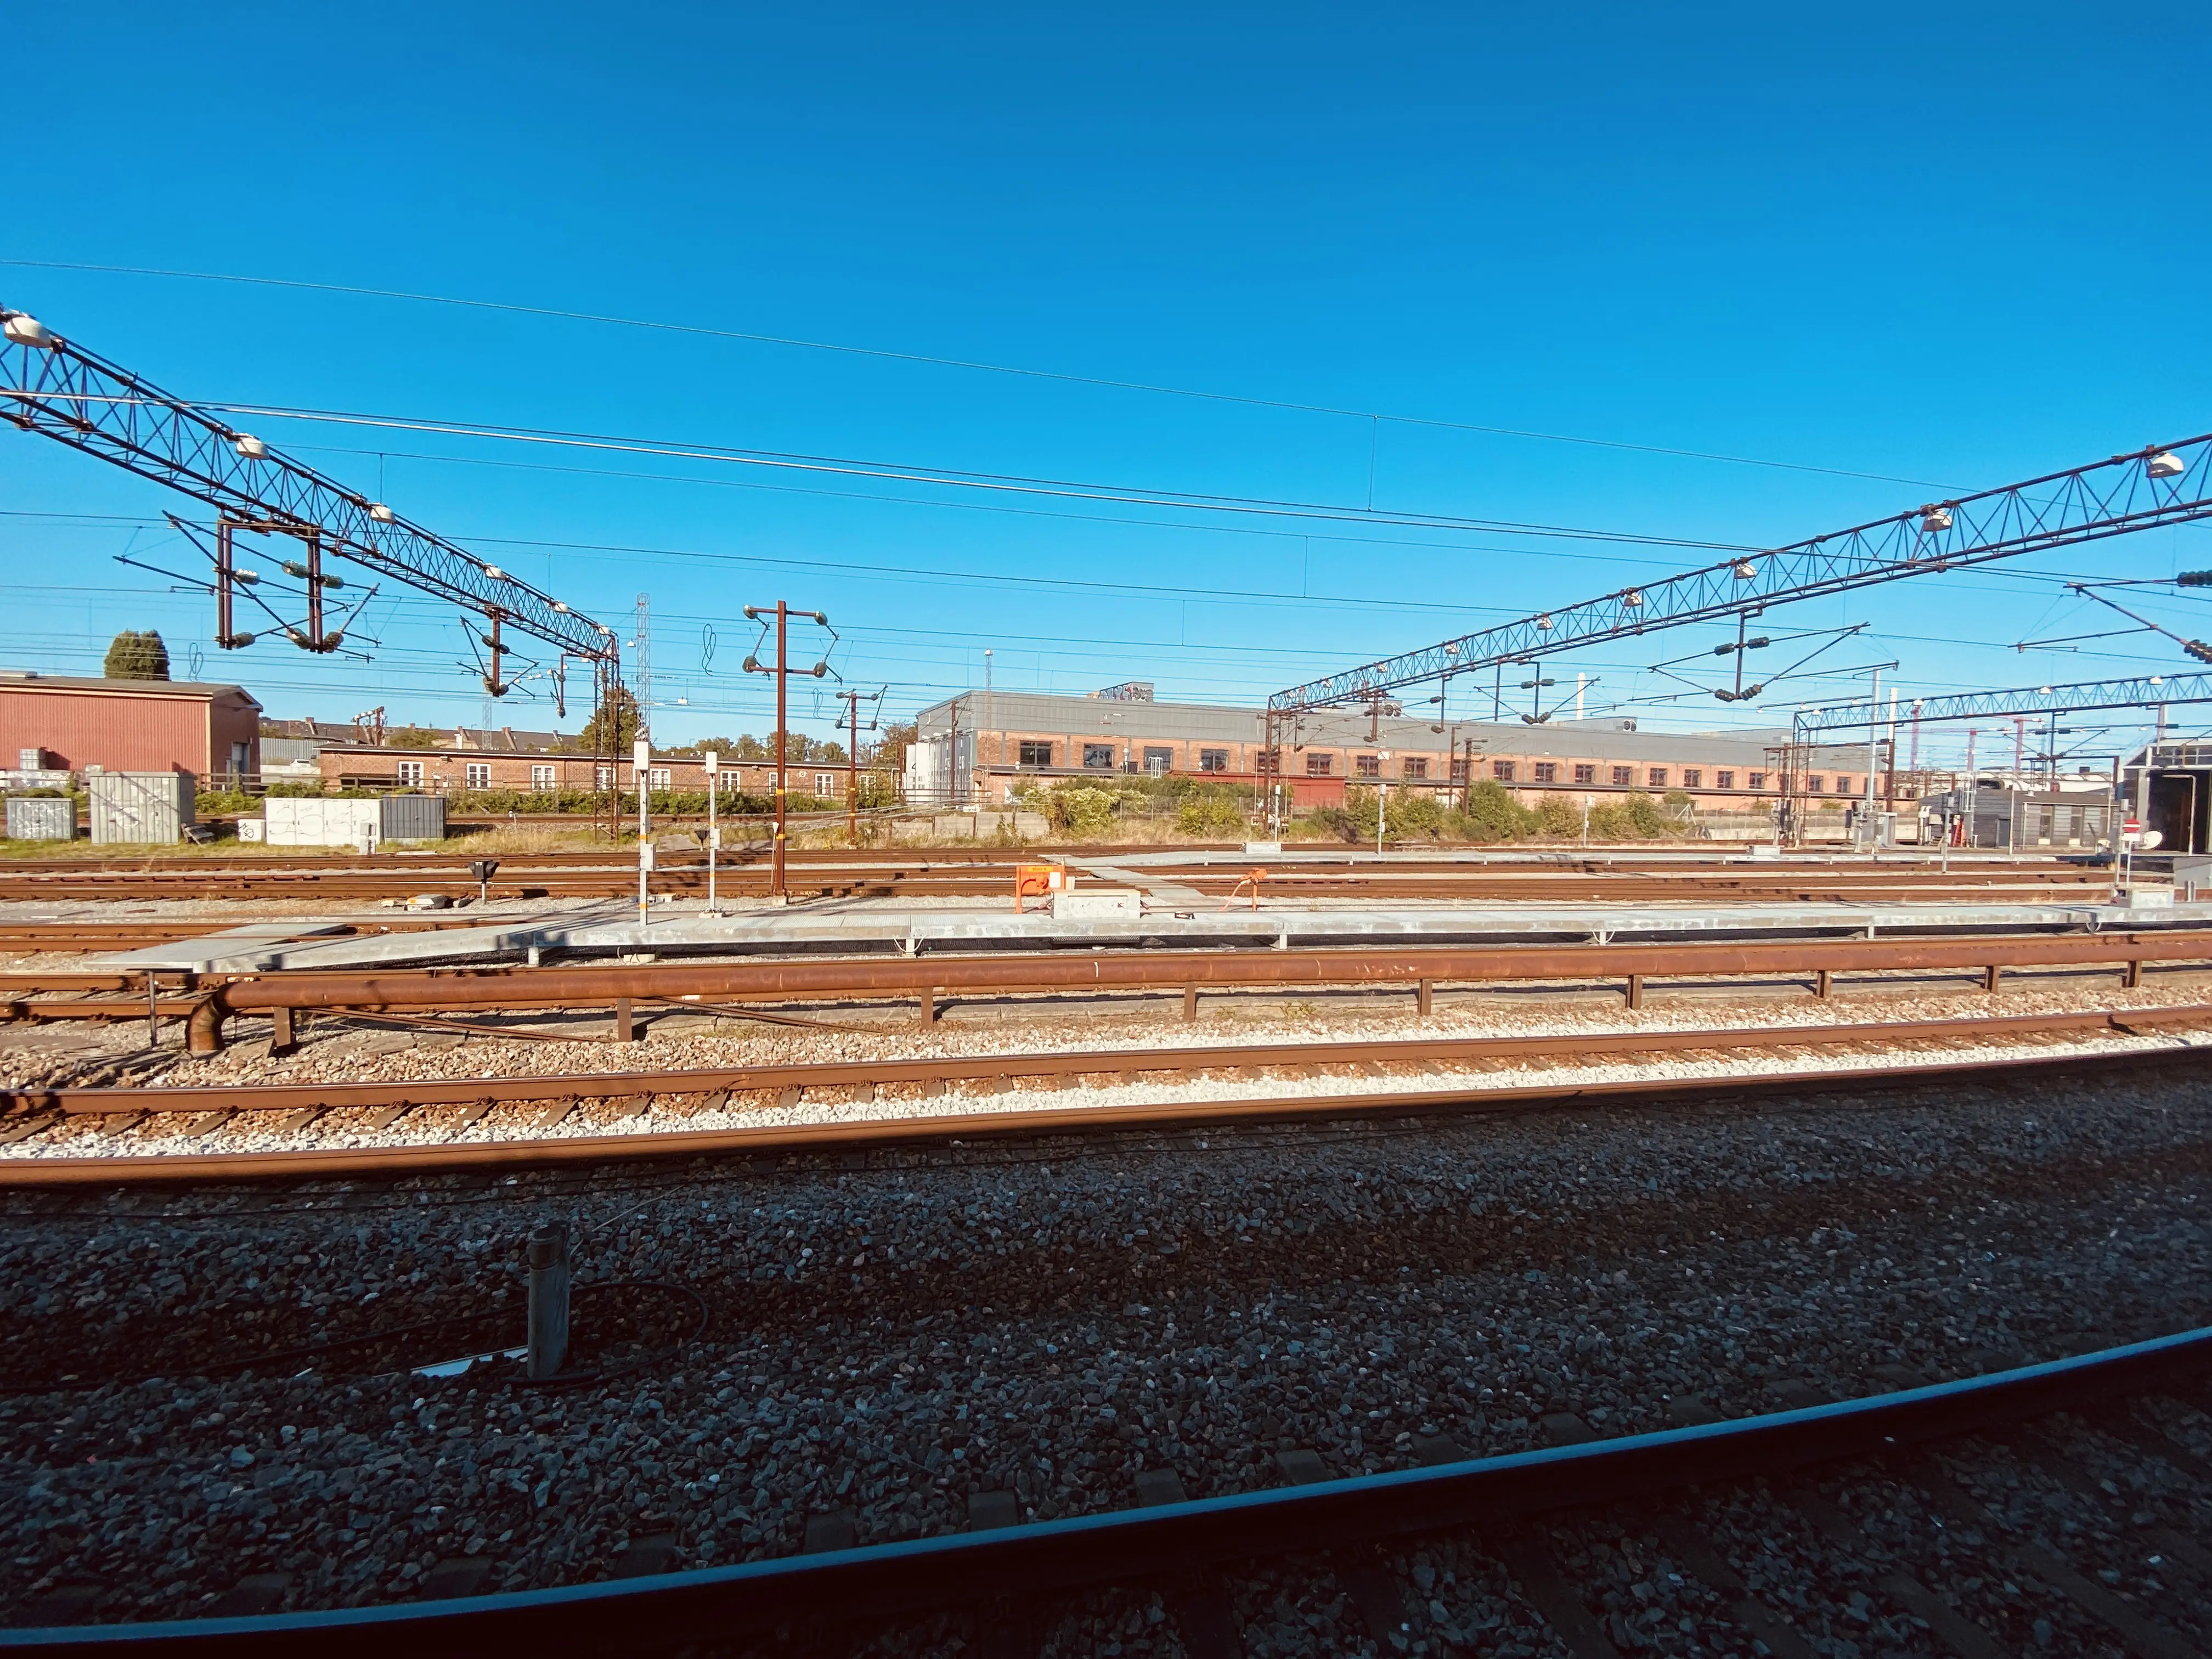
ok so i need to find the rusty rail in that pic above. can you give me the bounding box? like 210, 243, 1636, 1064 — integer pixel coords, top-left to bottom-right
4, 1035, 2202, 1187
179, 928, 2212, 1052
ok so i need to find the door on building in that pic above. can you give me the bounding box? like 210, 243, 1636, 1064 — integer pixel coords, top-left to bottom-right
2149, 772, 2202, 854
229, 742, 251, 782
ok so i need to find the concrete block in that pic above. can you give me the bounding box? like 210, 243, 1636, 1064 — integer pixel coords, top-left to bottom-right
1051, 890, 1144, 918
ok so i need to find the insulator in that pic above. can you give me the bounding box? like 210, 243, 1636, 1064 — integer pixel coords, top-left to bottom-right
2147, 451, 2186, 479
480, 634, 503, 651
1746, 637, 1769, 650
2179, 571, 2212, 587
1713, 642, 1736, 656
2, 312, 55, 349
234, 569, 261, 586
219, 631, 256, 648
286, 628, 312, 648
811, 662, 830, 678
483, 677, 511, 697
321, 633, 345, 652
2187, 641, 2212, 664
281, 560, 311, 581
318, 571, 345, 589
742, 654, 761, 673
1919, 505, 1953, 533
1739, 682, 1764, 698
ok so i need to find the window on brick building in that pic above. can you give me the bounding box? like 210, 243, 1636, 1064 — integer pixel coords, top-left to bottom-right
1807, 776, 1824, 793
1574, 764, 1596, 785
1402, 757, 1428, 779
1356, 754, 1380, 778
1611, 766, 1633, 786
1449, 758, 1471, 782
1835, 776, 1854, 794
1492, 760, 1515, 781
1747, 771, 1765, 790
1683, 769, 1702, 787
1305, 753, 1332, 776
1715, 770, 1734, 789
464, 763, 490, 789
816, 773, 836, 796
1256, 748, 1280, 775
1143, 747, 1173, 776
1018, 740, 1053, 766
1082, 744, 1115, 769
1646, 768, 1667, 787
649, 768, 671, 790
1533, 761, 1557, 783
595, 765, 614, 789
1199, 748, 1228, 772
397, 760, 425, 787
532, 764, 556, 791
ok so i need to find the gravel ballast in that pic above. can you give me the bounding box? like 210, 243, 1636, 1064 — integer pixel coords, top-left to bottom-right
2, 1058, 2208, 1649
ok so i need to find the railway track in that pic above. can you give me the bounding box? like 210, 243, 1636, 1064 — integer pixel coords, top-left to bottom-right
5, 1324, 2205, 1655
138, 926, 2212, 1052
5, 1005, 2204, 1184
0, 846, 2125, 904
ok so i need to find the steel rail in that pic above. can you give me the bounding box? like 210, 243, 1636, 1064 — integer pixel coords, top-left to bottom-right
179, 928, 2212, 1050
4, 1320, 2204, 1653
19, 1003, 2200, 1115
5, 1033, 2204, 1188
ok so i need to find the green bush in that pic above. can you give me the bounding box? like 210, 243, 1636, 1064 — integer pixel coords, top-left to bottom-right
1175, 788, 1248, 837
1534, 794, 1584, 837
1453, 780, 1539, 843
1043, 785, 1119, 837
1587, 791, 1671, 839
194, 789, 258, 815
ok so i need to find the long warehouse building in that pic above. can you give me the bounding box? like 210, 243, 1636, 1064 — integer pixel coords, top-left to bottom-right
907, 688, 1877, 811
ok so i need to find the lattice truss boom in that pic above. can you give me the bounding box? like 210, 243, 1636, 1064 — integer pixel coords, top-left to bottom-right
1272, 435, 2212, 713
1, 323, 615, 663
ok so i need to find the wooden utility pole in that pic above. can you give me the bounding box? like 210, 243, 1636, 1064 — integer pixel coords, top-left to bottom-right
742, 601, 832, 901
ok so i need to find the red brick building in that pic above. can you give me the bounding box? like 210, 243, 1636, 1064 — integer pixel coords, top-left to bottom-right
0, 673, 261, 778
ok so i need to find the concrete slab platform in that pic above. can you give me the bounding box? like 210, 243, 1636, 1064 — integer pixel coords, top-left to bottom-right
83, 898, 2212, 975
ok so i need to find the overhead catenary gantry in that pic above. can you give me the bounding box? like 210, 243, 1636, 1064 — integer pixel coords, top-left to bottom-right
1270, 435, 2212, 714
0, 304, 618, 695
1791, 669, 2212, 743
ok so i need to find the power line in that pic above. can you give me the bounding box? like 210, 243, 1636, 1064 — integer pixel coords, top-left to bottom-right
195, 398, 1754, 551
1, 257, 1958, 489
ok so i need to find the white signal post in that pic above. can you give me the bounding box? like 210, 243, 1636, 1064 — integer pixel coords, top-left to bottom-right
703, 749, 721, 915
633, 735, 652, 926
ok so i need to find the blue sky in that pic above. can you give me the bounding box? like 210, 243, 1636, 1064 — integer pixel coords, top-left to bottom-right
4, 3, 2208, 769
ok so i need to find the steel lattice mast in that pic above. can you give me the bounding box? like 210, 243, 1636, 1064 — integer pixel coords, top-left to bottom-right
0, 306, 617, 668
1270, 435, 2212, 714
